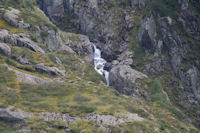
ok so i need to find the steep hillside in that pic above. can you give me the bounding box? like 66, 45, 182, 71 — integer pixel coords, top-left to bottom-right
0, 0, 199, 133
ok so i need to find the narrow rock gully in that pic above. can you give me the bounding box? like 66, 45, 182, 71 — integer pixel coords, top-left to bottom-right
93, 45, 109, 86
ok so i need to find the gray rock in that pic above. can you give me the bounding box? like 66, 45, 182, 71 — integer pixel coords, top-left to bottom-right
44, 30, 74, 54
17, 56, 30, 65
109, 65, 148, 95
0, 107, 33, 122
0, 42, 11, 57
138, 15, 157, 52
0, 30, 17, 45
38, 0, 65, 23
7, 65, 48, 84
178, 0, 189, 10
7, 65, 64, 83
86, 112, 144, 130
66, 33, 94, 62
186, 66, 200, 99
35, 63, 66, 76
116, 51, 133, 66
16, 34, 45, 53
3, 7, 30, 29
130, 0, 147, 9
0, 30, 45, 53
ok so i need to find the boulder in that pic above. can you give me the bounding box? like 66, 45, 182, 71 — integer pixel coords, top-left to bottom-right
0, 42, 11, 57
17, 56, 30, 65
66, 33, 94, 62
0, 107, 33, 123
3, 7, 30, 29
16, 34, 45, 53
109, 65, 148, 95
35, 63, 66, 76
7, 65, 64, 83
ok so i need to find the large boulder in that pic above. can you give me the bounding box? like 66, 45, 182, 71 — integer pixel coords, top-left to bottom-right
65, 33, 94, 62
3, 7, 30, 29
35, 63, 66, 76
0, 42, 11, 57
109, 65, 148, 95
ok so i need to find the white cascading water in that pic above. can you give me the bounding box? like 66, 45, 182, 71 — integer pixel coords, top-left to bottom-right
93, 45, 109, 86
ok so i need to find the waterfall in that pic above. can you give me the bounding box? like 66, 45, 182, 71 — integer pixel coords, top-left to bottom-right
93, 45, 109, 85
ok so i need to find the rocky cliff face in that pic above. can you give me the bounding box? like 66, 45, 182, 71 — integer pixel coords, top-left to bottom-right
37, 0, 200, 128
0, 0, 200, 132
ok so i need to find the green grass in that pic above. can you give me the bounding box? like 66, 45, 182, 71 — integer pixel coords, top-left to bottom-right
69, 120, 106, 133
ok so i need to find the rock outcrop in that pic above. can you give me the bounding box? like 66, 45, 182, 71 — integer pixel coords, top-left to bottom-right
86, 112, 144, 127
109, 65, 147, 95
2, 7, 30, 29
0, 30, 45, 53
65, 33, 94, 62
44, 30, 74, 53
0, 106, 144, 131
0, 107, 33, 123
7, 65, 49, 84
35, 63, 66, 76
0, 42, 11, 57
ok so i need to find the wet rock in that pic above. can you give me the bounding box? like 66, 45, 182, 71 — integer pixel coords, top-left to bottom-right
35, 63, 66, 76
0, 42, 11, 57
104, 62, 112, 71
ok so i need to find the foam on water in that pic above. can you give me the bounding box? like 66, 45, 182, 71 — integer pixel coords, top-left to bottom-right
93, 45, 109, 85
